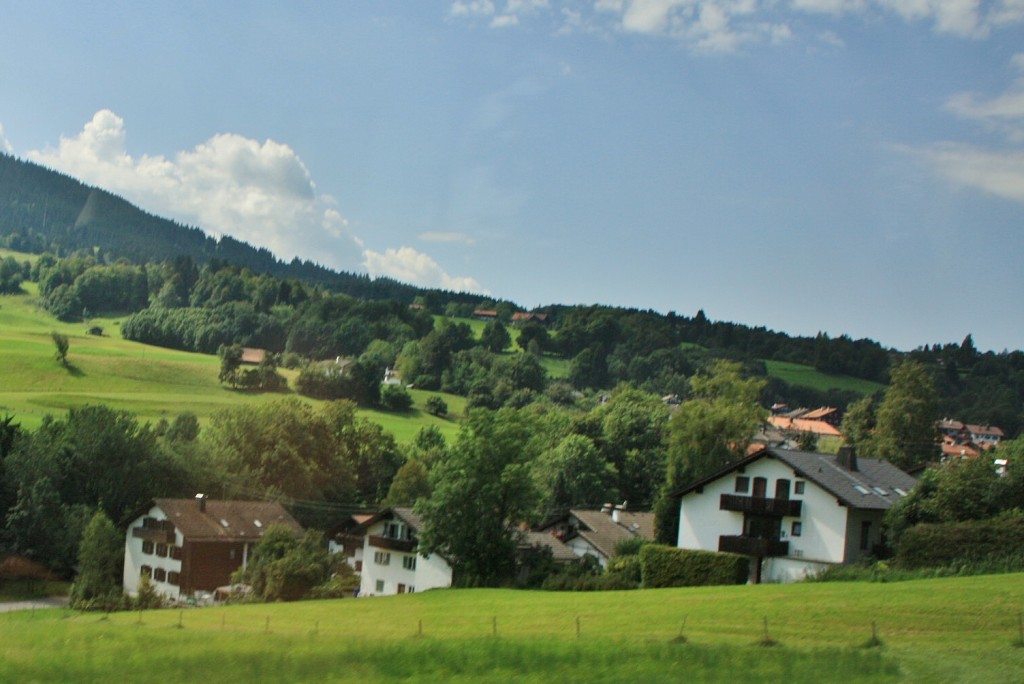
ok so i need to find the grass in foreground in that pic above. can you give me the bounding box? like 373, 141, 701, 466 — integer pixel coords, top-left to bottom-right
2, 575, 1024, 682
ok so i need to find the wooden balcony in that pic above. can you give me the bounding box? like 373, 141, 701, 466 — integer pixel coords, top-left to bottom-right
718, 535, 789, 557
368, 535, 416, 553
719, 494, 801, 517
132, 527, 175, 544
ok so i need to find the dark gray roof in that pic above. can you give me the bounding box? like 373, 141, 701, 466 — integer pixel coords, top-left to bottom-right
770, 449, 917, 510
673, 448, 916, 511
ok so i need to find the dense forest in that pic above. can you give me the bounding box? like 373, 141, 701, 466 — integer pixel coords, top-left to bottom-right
2, 150, 1023, 437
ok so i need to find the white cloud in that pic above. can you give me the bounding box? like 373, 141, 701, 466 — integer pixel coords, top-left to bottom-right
447, 0, 1024, 49
916, 143, 1024, 203
26, 110, 358, 272
420, 231, 478, 245
944, 52, 1024, 141
492, 14, 520, 26
451, 0, 497, 17
363, 246, 488, 293
0, 124, 12, 154
912, 54, 1024, 205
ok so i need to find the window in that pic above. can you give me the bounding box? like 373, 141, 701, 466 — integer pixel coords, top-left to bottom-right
153, 568, 166, 582
156, 543, 168, 558
752, 477, 767, 497
734, 476, 750, 493
791, 521, 802, 537
402, 555, 417, 571
375, 580, 385, 593
374, 551, 391, 565
794, 481, 805, 495
141, 540, 154, 555
775, 479, 791, 499
170, 546, 182, 560
860, 521, 871, 550
140, 565, 152, 578
355, 560, 363, 572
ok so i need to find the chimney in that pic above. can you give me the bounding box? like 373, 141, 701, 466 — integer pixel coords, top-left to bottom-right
836, 446, 858, 472
611, 502, 627, 523
195, 493, 208, 512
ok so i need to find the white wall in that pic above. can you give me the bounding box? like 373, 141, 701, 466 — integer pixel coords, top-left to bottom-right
358, 518, 452, 597
676, 454, 853, 582
123, 504, 183, 601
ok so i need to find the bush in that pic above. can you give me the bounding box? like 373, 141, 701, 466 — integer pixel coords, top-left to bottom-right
425, 395, 448, 417
605, 554, 642, 587
381, 383, 413, 411
639, 544, 748, 588
895, 511, 1024, 569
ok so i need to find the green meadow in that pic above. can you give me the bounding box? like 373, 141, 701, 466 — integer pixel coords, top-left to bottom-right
0, 284, 461, 441
764, 359, 887, 396
3, 574, 1024, 682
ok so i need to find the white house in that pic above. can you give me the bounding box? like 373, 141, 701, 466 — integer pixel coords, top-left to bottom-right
356, 507, 452, 597
123, 495, 302, 602
674, 447, 916, 583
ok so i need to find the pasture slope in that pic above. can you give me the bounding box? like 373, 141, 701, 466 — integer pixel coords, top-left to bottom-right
0, 283, 462, 441
1, 574, 1023, 682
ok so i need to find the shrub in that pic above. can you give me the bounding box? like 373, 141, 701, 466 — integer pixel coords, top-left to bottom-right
605, 554, 642, 587
639, 544, 748, 589
381, 383, 413, 411
614, 537, 649, 557
425, 395, 448, 417
895, 511, 1024, 569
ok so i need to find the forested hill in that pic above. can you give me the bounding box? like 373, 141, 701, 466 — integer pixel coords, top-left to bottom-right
0, 152, 485, 307
2, 152, 1022, 436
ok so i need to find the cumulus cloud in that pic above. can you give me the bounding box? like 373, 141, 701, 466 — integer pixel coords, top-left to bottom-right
26, 109, 363, 271
363, 246, 488, 293
23, 110, 486, 293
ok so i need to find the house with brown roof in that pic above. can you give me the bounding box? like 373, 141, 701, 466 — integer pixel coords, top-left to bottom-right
673, 446, 916, 583
123, 495, 303, 602
535, 505, 655, 568
511, 312, 550, 326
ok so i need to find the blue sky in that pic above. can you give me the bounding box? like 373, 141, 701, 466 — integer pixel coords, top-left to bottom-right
1, 1, 1022, 352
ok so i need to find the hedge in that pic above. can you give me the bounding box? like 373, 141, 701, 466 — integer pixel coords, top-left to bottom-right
639, 544, 748, 589
895, 511, 1024, 569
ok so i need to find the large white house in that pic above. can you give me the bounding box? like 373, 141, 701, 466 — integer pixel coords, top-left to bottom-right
356, 507, 452, 597
674, 447, 916, 583
123, 495, 303, 602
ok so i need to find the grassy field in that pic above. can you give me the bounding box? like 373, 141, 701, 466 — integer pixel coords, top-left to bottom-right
764, 360, 886, 396
2, 574, 1023, 681
0, 285, 462, 442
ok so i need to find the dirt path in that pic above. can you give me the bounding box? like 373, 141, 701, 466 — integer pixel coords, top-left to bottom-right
0, 596, 69, 612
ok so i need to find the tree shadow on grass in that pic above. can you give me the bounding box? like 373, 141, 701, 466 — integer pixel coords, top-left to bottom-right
61, 362, 85, 378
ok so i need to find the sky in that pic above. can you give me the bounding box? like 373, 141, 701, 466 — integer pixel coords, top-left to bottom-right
1, 1, 1023, 352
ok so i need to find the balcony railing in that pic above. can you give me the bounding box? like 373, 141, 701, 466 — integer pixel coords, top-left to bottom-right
719, 494, 801, 517
718, 535, 789, 557
368, 535, 416, 553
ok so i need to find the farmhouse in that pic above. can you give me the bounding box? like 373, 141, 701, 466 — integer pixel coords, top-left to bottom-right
673, 446, 916, 583
356, 507, 453, 596
123, 495, 303, 602
535, 505, 655, 568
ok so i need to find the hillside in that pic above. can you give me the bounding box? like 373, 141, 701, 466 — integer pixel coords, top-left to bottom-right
3, 154, 1022, 437
0, 282, 463, 441
2, 575, 1023, 682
